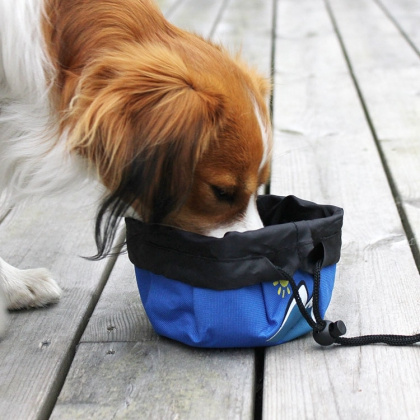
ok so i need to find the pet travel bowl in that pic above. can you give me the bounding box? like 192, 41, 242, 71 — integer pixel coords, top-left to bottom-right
126, 195, 343, 348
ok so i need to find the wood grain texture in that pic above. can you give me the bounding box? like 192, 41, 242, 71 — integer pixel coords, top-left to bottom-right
158, 0, 184, 18
211, 0, 274, 77
79, 246, 156, 343
0, 187, 118, 419
265, 0, 420, 418
167, 0, 226, 38
51, 341, 254, 420
327, 0, 420, 260
55, 240, 256, 420
377, 0, 420, 53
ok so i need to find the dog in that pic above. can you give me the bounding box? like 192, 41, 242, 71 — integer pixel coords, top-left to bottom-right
0, 0, 272, 334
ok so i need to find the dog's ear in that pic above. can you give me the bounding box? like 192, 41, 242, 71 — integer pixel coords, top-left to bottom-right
66, 43, 225, 255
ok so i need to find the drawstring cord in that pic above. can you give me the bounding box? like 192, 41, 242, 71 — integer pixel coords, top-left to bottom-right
280, 261, 420, 347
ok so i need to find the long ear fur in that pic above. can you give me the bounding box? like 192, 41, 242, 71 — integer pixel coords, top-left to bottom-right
64, 43, 225, 257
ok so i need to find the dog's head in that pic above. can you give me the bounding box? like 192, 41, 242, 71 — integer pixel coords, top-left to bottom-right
64, 39, 271, 257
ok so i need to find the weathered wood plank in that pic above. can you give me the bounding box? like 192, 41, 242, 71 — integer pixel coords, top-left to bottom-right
265, 0, 420, 418
377, 0, 420, 53
52, 239, 256, 419
158, 0, 183, 16
50, 342, 255, 420
78, 247, 155, 343
327, 0, 420, 261
211, 0, 273, 77
0, 188, 119, 420
158, 0, 185, 19
167, 0, 226, 39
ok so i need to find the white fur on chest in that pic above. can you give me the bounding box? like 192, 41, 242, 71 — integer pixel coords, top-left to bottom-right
0, 0, 91, 207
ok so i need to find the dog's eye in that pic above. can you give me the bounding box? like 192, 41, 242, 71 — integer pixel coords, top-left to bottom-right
211, 185, 235, 203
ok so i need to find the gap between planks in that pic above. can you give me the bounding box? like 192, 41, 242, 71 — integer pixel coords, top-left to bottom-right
374, 0, 420, 58
324, 0, 420, 271
42, 229, 126, 420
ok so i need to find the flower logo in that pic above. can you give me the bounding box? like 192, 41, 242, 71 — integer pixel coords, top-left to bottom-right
273, 280, 291, 298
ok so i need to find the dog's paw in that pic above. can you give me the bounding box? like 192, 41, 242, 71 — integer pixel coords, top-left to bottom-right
1, 260, 62, 310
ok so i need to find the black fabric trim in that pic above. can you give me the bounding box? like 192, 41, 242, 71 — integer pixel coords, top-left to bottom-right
125, 195, 343, 290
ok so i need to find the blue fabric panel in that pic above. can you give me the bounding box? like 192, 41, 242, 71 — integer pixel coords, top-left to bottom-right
135, 265, 336, 348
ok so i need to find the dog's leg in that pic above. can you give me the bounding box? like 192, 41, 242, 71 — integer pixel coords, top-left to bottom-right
0, 257, 62, 311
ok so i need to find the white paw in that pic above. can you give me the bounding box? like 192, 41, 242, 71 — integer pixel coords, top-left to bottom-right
0, 259, 62, 310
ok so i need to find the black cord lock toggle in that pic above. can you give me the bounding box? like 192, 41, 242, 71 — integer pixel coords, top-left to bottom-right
313, 320, 347, 346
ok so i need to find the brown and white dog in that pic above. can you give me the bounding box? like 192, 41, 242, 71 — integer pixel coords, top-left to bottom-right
0, 0, 272, 334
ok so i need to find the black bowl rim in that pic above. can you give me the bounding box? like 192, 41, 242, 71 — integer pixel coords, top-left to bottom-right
125, 195, 343, 290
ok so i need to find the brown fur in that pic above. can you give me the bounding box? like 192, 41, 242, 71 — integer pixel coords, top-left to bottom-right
43, 0, 271, 234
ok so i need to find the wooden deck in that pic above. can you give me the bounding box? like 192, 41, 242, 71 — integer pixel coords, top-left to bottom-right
1, 0, 420, 418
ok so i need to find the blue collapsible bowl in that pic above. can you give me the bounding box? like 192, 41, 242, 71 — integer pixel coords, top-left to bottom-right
126, 195, 343, 348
